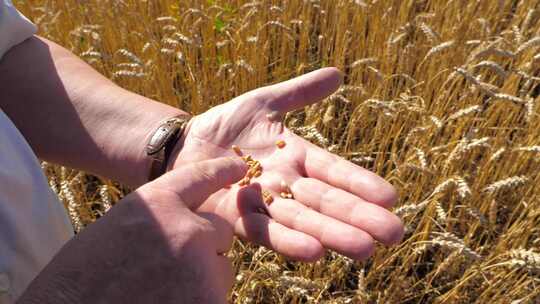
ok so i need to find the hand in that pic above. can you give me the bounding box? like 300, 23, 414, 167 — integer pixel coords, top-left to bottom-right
171, 68, 404, 261
18, 158, 247, 304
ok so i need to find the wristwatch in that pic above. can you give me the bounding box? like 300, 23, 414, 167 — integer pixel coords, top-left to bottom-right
146, 115, 191, 181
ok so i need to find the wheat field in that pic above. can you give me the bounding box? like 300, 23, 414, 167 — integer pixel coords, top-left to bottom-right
16, 0, 540, 303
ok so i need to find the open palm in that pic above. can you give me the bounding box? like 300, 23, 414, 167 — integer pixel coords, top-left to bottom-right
171, 68, 404, 261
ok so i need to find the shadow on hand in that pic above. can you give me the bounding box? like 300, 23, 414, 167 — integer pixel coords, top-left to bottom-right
19, 191, 229, 303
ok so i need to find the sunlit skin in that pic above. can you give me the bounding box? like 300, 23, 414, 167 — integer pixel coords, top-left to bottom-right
171, 68, 404, 261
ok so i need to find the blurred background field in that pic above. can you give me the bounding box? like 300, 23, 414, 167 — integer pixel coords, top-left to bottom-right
16, 0, 540, 303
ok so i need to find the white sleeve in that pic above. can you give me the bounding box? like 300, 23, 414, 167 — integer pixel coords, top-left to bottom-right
0, 0, 37, 60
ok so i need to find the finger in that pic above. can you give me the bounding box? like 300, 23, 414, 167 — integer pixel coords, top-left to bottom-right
152, 157, 248, 210
267, 197, 375, 260
234, 213, 325, 262
304, 144, 398, 208
199, 212, 234, 254
234, 186, 324, 261
260, 67, 343, 113
291, 178, 404, 245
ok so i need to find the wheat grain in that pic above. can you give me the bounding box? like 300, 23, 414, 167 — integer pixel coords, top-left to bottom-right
430, 235, 481, 260
99, 185, 113, 212
424, 40, 455, 61
431, 177, 471, 199
236, 59, 255, 74
466, 39, 482, 46
351, 156, 375, 164
507, 249, 540, 272
156, 16, 177, 23
446, 137, 490, 165
493, 93, 526, 105
484, 176, 528, 193
60, 179, 84, 232
116, 63, 142, 69
262, 190, 273, 205
419, 22, 441, 44
455, 67, 499, 95
232, 145, 242, 156
512, 25, 524, 45
435, 202, 447, 223
516, 37, 540, 54
521, 9, 536, 33
429, 116, 443, 129
116, 49, 142, 65
173, 33, 194, 45
160, 48, 174, 55
514, 146, 540, 153
216, 63, 233, 77
447, 105, 481, 121
292, 126, 330, 147
350, 57, 378, 68
394, 200, 429, 217
269, 6, 283, 13
367, 66, 385, 81
280, 180, 293, 200
435, 251, 461, 275
279, 273, 321, 292
113, 70, 146, 78
216, 40, 230, 49
80, 50, 102, 59
162, 37, 180, 48
489, 147, 507, 162
161, 25, 177, 32
414, 148, 428, 169
474, 60, 508, 78
473, 48, 516, 60
246, 36, 258, 43
329, 94, 352, 104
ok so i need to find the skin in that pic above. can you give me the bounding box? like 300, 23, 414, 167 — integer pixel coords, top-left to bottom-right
172, 70, 404, 260
17, 158, 248, 304
1, 36, 404, 301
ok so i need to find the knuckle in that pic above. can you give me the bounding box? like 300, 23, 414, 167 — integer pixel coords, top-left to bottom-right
191, 162, 218, 183
246, 87, 269, 102
186, 216, 214, 236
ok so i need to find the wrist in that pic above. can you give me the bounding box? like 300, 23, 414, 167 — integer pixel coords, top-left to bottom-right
142, 114, 192, 183
166, 116, 195, 173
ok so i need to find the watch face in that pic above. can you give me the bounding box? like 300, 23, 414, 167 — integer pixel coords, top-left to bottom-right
147, 125, 176, 155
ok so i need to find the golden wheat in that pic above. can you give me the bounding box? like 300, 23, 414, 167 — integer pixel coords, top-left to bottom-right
17, 0, 540, 302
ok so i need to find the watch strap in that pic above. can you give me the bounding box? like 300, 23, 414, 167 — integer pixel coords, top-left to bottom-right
146, 115, 190, 181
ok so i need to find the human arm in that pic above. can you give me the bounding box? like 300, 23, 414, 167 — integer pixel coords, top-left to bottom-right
0, 36, 183, 187
1, 35, 404, 261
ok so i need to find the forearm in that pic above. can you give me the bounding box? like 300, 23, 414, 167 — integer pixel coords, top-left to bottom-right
0, 36, 185, 187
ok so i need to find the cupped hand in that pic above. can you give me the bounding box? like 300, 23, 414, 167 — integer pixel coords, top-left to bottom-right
171, 68, 404, 261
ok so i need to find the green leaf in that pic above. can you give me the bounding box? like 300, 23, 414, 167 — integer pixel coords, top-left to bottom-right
214, 17, 226, 33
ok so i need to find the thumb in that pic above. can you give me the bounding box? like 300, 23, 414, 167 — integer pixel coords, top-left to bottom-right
148, 157, 247, 210
261, 67, 343, 114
